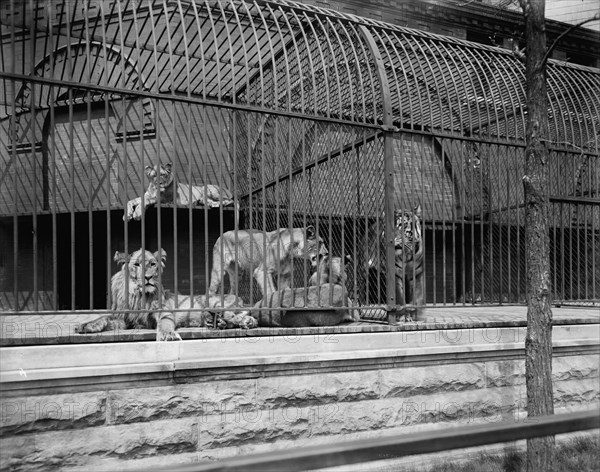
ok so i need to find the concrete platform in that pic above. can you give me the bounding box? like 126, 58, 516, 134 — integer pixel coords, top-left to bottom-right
1, 305, 598, 346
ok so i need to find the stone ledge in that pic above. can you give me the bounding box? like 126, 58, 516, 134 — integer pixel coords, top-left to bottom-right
3, 324, 596, 372
1, 325, 598, 395
3, 340, 598, 386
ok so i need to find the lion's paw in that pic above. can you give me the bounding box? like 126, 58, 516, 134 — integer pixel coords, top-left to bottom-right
239, 314, 258, 329
74, 323, 87, 334
124, 198, 143, 221
157, 329, 182, 342
215, 316, 228, 330
75, 322, 98, 334
221, 312, 257, 329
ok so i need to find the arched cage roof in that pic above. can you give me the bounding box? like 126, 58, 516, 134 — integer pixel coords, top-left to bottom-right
1, 0, 599, 151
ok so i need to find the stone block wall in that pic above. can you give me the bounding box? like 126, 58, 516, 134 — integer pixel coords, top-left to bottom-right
0, 324, 598, 471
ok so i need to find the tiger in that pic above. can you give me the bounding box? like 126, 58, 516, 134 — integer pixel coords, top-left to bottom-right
124, 162, 235, 221
368, 205, 424, 320
208, 225, 328, 300
75, 248, 256, 341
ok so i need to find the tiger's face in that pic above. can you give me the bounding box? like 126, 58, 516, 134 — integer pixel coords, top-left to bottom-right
393, 205, 422, 254
115, 248, 166, 294
145, 162, 174, 192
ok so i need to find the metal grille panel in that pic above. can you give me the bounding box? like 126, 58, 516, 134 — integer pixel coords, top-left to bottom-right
0, 0, 598, 340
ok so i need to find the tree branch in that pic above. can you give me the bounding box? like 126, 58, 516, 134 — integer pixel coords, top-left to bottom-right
542, 14, 600, 66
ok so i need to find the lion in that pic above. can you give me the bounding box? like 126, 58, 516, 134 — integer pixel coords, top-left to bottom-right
124, 162, 235, 221
309, 254, 352, 287
75, 248, 256, 341
208, 225, 328, 299
309, 254, 360, 322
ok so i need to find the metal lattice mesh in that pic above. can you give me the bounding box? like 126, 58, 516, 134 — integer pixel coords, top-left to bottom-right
233, 113, 385, 307
0, 0, 598, 321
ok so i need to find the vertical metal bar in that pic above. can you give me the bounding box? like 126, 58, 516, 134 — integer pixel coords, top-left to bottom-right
130, 0, 147, 297
469, 141, 476, 305
203, 158, 210, 301
64, 1, 76, 310
240, 1, 267, 301
440, 139, 446, 305
420, 134, 426, 309
28, 0, 39, 312
569, 156, 574, 300
245, 112, 253, 302
375, 28, 405, 309
83, 0, 94, 309
229, 2, 251, 304
231, 108, 239, 298
352, 141, 359, 305
454, 142, 461, 304
358, 25, 396, 321
98, 0, 112, 310
488, 144, 493, 304
175, 0, 194, 305
9, 0, 18, 311
346, 22, 378, 307
479, 144, 486, 305
255, 2, 283, 294
218, 122, 225, 299
216, 0, 236, 309
187, 0, 210, 305
161, 0, 178, 303
463, 140, 473, 305
594, 157, 598, 302
560, 202, 565, 301
260, 114, 267, 298
45, 1, 58, 310
506, 146, 511, 303
115, 0, 131, 305
495, 140, 503, 304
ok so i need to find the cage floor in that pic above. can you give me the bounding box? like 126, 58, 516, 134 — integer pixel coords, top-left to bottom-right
0, 305, 598, 346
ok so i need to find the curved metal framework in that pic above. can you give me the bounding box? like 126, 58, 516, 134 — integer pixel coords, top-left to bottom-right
0, 0, 598, 328
2, 0, 598, 145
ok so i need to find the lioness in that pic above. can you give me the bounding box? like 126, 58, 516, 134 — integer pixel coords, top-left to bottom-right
75, 248, 256, 341
309, 254, 352, 287
208, 226, 328, 299
125, 162, 235, 221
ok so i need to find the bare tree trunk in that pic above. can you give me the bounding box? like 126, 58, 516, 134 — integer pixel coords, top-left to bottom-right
520, 0, 555, 470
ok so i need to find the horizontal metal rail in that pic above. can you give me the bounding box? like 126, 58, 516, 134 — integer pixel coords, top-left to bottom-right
0, 71, 381, 130
5, 68, 599, 154
150, 410, 599, 472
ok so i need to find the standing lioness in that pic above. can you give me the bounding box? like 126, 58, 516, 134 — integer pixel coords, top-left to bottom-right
209, 226, 328, 298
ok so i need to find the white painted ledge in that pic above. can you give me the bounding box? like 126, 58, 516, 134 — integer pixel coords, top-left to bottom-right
1, 324, 598, 384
